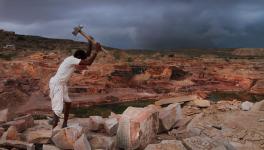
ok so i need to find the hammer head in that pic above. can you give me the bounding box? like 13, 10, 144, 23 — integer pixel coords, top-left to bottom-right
72, 25, 84, 36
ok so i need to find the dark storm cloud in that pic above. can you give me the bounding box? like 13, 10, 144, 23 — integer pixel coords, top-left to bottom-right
0, 0, 264, 49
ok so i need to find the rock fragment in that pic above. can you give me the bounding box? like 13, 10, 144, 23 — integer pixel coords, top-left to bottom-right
90, 116, 104, 131
193, 99, 211, 108
241, 101, 253, 111
251, 99, 264, 111
155, 95, 199, 106
1, 126, 18, 141
3, 114, 34, 132
0, 109, 9, 124
104, 118, 118, 136
158, 103, 182, 132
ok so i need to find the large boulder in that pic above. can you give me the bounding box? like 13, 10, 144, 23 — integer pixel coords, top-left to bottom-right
74, 134, 91, 150
144, 140, 187, 150
52, 124, 83, 149
159, 103, 182, 132
104, 118, 118, 136
89, 133, 116, 150
2, 114, 34, 132
0, 109, 8, 124
241, 101, 254, 111
116, 106, 159, 149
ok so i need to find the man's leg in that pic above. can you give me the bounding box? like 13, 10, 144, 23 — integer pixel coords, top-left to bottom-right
52, 113, 59, 129
62, 102, 71, 128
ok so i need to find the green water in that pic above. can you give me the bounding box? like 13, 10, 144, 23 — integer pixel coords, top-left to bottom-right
208, 91, 264, 102
70, 91, 264, 118
71, 99, 155, 118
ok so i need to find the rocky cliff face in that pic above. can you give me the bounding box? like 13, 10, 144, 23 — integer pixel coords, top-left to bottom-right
0, 50, 263, 116
0, 30, 263, 115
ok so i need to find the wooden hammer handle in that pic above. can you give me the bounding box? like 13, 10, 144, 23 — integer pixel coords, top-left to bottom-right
79, 31, 108, 54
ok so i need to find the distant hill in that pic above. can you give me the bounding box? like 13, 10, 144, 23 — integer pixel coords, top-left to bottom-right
0, 29, 263, 59
0, 29, 89, 51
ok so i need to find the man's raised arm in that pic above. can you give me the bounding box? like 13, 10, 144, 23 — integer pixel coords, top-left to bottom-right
79, 43, 101, 66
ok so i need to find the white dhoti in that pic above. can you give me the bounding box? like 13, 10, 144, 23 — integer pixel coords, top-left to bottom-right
49, 77, 71, 118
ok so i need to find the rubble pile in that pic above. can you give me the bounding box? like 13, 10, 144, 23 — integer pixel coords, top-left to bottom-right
0, 96, 263, 149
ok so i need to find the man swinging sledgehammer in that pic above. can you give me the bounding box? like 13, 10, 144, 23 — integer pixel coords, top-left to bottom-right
49, 25, 105, 129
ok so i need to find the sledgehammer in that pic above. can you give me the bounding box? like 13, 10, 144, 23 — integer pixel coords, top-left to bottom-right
72, 25, 109, 54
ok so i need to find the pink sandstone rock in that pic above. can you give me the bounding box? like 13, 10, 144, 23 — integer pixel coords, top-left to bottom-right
4, 126, 18, 140
89, 133, 116, 150
4, 114, 34, 132
90, 116, 104, 131
25, 128, 52, 144
158, 103, 182, 132
52, 124, 83, 149
0, 109, 8, 124
104, 118, 118, 136
116, 106, 159, 149
74, 134, 91, 150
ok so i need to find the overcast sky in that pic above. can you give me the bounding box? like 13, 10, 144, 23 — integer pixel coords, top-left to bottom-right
0, 0, 264, 49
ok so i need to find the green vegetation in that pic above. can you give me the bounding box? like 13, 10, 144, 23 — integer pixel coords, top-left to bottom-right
0, 51, 18, 60
32, 114, 47, 120
126, 56, 133, 62
113, 51, 121, 60
16, 36, 26, 41
71, 99, 155, 118
208, 91, 264, 102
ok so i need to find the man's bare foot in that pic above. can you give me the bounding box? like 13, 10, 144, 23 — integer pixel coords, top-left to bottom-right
48, 116, 59, 126
62, 122, 67, 128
